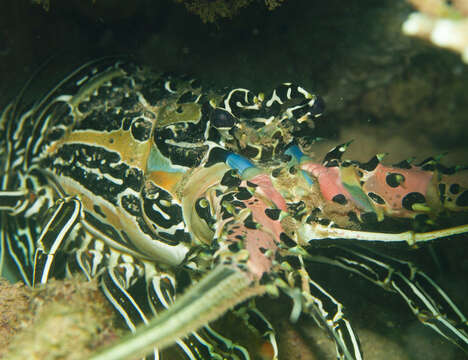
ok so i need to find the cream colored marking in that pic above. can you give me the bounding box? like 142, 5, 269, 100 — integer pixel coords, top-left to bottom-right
181, 163, 230, 245
58, 177, 189, 266
47, 128, 152, 172
266, 90, 283, 107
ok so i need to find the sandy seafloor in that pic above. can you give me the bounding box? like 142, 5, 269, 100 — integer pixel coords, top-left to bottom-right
1, 0, 468, 359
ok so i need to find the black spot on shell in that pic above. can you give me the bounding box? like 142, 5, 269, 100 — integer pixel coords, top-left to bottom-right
46, 127, 66, 142
236, 187, 253, 200
280, 233, 296, 247
93, 204, 106, 218
393, 160, 412, 169
228, 242, 241, 252
178, 91, 198, 103
361, 212, 378, 224
131, 117, 152, 142
205, 147, 229, 167
281, 153, 292, 162
231, 200, 246, 209
212, 108, 236, 129
220, 169, 241, 187
456, 190, 468, 207
121, 194, 141, 217
78, 101, 91, 113
348, 211, 359, 223
195, 197, 215, 227
402, 192, 426, 211
272, 168, 282, 178
450, 183, 460, 194
386, 173, 405, 188
289, 166, 297, 175
360, 156, 380, 171
259, 272, 273, 285
332, 194, 347, 205
242, 145, 259, 159
368, 192, 385, 205
318, 218, 330, 226
265, 208, 281, 220
243, 214, 258, 229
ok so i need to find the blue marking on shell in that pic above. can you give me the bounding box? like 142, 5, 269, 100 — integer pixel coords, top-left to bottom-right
285, 145, 314, 185
147, 146, 186, 173
285, 145, 305, 162
226, 153, 255, 176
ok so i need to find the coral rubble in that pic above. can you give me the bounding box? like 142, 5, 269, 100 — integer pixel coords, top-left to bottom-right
1, 276, 119, 359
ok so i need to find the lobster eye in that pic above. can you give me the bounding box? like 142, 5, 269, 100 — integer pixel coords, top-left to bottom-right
212, 108, 236, 129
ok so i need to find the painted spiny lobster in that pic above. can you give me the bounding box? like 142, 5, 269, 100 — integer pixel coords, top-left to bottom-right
0, 58, 467, 360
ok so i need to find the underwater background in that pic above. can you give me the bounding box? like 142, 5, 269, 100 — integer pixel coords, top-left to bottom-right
1, 0, 468, 359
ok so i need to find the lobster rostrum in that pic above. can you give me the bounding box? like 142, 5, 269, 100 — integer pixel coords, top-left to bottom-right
1, 59, 467, 360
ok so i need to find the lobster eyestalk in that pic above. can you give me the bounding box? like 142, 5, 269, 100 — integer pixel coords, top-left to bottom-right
90, 265, 265, 360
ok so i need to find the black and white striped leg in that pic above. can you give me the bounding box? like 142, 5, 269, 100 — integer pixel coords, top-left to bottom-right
307, 244, 468, 353
0, 190, 29, 211
279, 259, 363, 360
145, 264, 251, 360
233, 301, 278, 360
0, 190, 37, 285
303, 277, 362, 360
99, 254, 158, 360
1, 215, 35, 285
197, 325, 251, 360
33, 197, 82, 286
65, 235, 108, 281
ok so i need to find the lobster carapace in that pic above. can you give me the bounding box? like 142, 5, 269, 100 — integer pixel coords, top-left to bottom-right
1, 59, 467, 360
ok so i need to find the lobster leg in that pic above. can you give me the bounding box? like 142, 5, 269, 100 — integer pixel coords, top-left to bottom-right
304, 244, 468, 353
145, 263, 251, 360
233, 301, 279, 360
65, 235, 107, 281
99, 255, 160, 360
0, 190, 29, 211
100, 265, 148, 332
279, 257, 363, 360
1, 214, 35, 285
32, 197, 82, 286
0, 189, 38, 284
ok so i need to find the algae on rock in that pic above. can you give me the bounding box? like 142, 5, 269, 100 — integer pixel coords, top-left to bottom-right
1, 276, 120, 360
